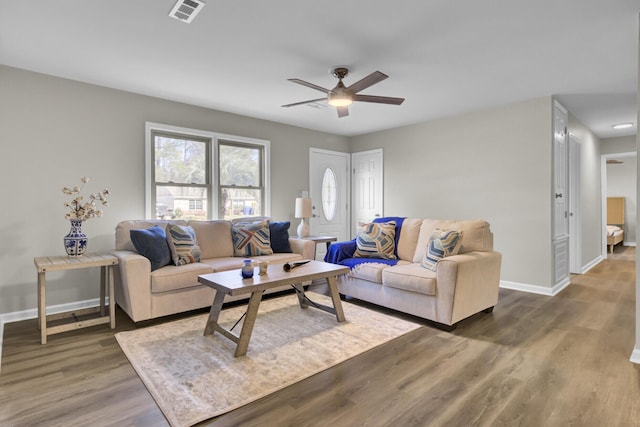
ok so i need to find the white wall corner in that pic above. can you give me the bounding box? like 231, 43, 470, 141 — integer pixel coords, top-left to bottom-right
630, 346, 640, 364
499, 280, 569, 296
581, 255, 604, 274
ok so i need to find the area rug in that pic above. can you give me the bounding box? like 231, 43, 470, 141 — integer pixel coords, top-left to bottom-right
115, 293, 420, 427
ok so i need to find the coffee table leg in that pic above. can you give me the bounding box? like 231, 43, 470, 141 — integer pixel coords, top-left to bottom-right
326, 275, 346, 322
204, 290, 227, 336
293, 283, 309, 309
234, 290, 264, 357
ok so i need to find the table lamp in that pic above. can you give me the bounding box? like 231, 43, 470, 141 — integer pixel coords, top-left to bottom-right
295, 197, 312, 237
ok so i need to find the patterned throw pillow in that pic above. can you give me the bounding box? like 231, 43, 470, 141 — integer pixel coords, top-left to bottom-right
353, 221, 397, 260
421, 229, 463, 271
232, 220, 274, 257
166, 224, 202, 266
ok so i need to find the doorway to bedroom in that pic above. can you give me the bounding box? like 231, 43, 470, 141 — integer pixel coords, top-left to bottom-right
602, 151, 637, 257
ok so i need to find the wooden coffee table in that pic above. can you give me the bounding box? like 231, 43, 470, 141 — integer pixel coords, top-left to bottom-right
198, 260, 349, 357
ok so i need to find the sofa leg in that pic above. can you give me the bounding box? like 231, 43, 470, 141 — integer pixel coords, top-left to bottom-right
424, 320, 457, 332
483, 306, 495, 313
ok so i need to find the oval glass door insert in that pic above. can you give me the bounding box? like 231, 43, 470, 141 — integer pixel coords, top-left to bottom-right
321, 167, 337, 221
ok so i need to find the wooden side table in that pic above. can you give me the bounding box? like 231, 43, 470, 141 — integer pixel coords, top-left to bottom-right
291, 235, 338, 259
34, 253, 118, 344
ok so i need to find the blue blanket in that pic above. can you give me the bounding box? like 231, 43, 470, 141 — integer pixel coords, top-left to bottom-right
324, 216, 406, 266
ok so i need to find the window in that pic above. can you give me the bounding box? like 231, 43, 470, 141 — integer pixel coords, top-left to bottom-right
146, 123, 270, 220
219, 141, 264, 219
152, 131, 210, 220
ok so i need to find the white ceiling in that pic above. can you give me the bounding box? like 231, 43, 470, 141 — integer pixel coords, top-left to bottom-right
1, 0, 638, 138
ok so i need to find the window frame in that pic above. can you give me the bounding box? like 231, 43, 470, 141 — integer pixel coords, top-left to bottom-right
145, 122, 270, 220
218, 139, 265, 219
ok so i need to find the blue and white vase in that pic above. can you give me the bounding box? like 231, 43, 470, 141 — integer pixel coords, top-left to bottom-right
64, 219, 88, 256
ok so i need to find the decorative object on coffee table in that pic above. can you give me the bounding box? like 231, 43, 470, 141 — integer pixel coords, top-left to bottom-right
294, 197, 312, 237
61, 176, 109, 256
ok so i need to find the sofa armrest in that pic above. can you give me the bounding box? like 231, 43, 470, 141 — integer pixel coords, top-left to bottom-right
111, 250, 153, 322
324, 239, 357, 264
435, 251, 502, 325
288, 238, 316, 260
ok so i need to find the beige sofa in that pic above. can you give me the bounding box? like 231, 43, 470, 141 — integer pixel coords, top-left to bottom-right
326, 218, 502, 329
112, 219, 315, 322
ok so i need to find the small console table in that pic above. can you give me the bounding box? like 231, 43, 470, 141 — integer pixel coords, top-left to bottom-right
34, 253, 118, 344
291, 235, 338, 259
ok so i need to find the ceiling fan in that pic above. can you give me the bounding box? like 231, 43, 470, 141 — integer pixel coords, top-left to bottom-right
281, 67, 405, 118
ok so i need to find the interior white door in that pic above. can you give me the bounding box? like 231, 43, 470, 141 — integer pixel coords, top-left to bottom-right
553, 101, 570, 285
309, 148, 350, 260
352, 149, 383, 234
554, 103, 569, 238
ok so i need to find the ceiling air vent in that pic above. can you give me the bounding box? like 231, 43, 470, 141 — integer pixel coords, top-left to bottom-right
169, 0, 206, 23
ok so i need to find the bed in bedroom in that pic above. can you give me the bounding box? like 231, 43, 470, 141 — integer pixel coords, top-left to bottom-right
607, 197, 625, 254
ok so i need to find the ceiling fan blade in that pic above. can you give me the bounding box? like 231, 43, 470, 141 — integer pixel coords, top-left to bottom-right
288, 78, 330, 94
281, 97, 327, 108
346, 71, 388, 94
353, 94, 405, 105
337, 106, 349, 118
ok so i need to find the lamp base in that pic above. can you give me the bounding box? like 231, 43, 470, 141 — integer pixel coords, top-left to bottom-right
297, 218, 310, 237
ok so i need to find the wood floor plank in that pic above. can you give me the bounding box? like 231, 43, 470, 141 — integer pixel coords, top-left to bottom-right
1, 246, 640, 426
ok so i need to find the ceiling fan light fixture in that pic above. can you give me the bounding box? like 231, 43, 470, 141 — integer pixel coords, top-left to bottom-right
328, 93, 353, 107
328, 80, 353, 107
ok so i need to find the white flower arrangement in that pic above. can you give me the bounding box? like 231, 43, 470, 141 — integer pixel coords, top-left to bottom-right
62, 177, 110, 221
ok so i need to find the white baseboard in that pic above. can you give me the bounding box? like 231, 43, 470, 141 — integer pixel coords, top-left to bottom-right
0, 297, 107, 373
500, 278, 570, 296
581, 255, 603, 274
623, 242, 637, 247
630, 346, 640, 365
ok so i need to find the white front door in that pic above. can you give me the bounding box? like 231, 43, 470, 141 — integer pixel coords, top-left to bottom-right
352, 149, 384, 233
309, 148, 350, 260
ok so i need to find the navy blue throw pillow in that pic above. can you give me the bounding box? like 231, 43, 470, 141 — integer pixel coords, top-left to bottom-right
130, 225, 172, 271
269, 221, 292, 253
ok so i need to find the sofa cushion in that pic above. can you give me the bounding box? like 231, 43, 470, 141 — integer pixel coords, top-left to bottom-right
345, 259, 395, 284
115, 220, 187, 251
269, 221, 292, 253
166, 224, 202, 266
382, 263, 437, 296
232, 220, 274, 257
354, 221, 397, 260
188, 220, 234, 258
150, 262, 213, 293
421, 229, 463, 271
129, 225, 172, 271
413, 219, 492, 262
396, 218, 423, 262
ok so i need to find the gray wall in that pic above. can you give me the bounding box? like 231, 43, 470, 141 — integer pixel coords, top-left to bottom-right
0, 65, 349, 314
351, 97, 555, 288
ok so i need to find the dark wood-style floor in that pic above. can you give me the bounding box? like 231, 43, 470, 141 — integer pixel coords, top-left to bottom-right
1, 247, 639, 426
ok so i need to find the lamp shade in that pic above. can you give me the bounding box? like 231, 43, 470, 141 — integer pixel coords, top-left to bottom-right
294, 197, 312, 218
